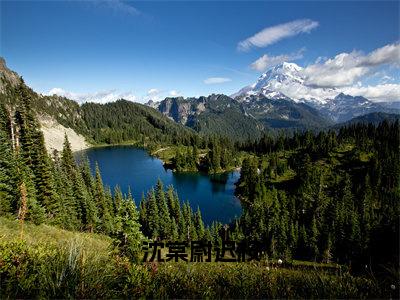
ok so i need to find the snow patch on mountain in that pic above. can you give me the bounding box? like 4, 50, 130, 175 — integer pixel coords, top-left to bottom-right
232, 62, 339, 104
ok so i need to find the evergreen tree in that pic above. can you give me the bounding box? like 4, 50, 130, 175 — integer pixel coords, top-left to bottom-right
155, 179, 171, 238
94, 164, 114, 234
194, 207, 205, 240
115, 190, 143, 260
19, 166, 46, 225
0, 127, 18, 216
139, 193, 148, 236
146, 189, 159, 238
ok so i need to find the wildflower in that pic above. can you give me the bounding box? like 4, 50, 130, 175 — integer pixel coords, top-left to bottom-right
277, 259, 283, 265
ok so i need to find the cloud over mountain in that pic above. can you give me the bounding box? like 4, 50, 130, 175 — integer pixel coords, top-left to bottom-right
303, 43, 400, 88
238, 42, 400, 102
46, 88, 137, 104
251, 48, 305, 71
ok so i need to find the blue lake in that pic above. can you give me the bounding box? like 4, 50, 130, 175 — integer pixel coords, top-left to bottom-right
75, 146, 242, 225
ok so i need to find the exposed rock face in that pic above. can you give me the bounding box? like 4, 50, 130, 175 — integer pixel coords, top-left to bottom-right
0, 58, 21, 92
158, 97, 193, 124
0, 57, 91, 153
39, 116, 90, 153
154, 94, 265, 139
157, 94, 238, 125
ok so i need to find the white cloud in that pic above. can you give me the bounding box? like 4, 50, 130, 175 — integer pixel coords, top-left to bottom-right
169, 90, 181, 97
261, 79, 400, 103
243, 43, 400, 102
145, 88, 169, 101
303, 43, 400, 88
203, 77, 232, 84
101, 0, 140, 16
238, 19, 318, 52
381, 75, 394, 83
363, 43, 400, 67
147, 88, 161, 96
251, 48, 305, 71
341, 83, 400, 102
46, 88, 136, 104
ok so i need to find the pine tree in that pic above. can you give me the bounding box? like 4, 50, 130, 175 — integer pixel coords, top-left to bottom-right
79, 157, 95, 194
139, 193, 148, 236
116, 190, 143, 260
0, 127, 18, 216
194, 207, 205, 240
155, 179, 171, 239
74, 168, 99, 231
31, 133, 56, 211
114, 185, 123, 214
60, 168, 81, 230
61, 134, 76, 175
170, 218, 179, 240
146, 189, 159, 239
309, 217, 319, 261
166, 185, 180, 221
94, 164, 114, 234
19, 166, 46, 225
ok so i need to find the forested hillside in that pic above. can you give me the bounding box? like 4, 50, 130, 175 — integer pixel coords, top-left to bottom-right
234, 121, 399, 273
81, 100, 197, 147
0, 60, 201, 153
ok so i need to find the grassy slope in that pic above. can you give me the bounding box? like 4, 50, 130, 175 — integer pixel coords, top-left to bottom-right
0, 217, 111, 251
0, 217, 384, 298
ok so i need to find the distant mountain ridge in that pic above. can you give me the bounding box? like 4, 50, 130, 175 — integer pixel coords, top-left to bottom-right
335, 112, 400, 127
309, 93, 398, 123
152, 92, 331, 137
156, 94, 265, 140
231, 62, 399, 123
239, 94, 331, 129
1, 57, 399, 145
150, 62, 399, 133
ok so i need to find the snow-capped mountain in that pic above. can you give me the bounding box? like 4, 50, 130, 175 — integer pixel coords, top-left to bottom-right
232, 62, 336, 104
310, 93, 397, 123
233, 62, 399, 122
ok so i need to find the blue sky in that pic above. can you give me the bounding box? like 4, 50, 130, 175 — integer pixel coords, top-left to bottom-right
1, 1, 399, 102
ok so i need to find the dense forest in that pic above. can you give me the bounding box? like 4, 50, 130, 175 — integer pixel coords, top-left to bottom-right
234, 122, 399, 272
81, 100, 197, 147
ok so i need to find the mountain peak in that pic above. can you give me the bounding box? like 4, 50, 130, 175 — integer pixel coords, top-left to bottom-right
335, 92, 347, 98
333, 92, 368, 102
233, 62, 305, 101
233, 61, 335, 104
257, 62, 303, 80
277, 61, 303, 72
0, 57, 21, 90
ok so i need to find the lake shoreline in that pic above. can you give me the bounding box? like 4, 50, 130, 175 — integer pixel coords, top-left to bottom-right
74, 146, 242, 225
76, 142, 242, 176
